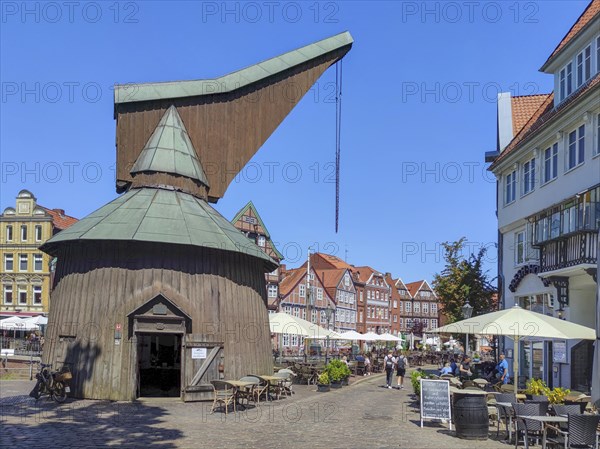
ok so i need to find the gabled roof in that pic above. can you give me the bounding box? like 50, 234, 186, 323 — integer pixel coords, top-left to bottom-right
491, 73, 600, 170
40, 188, 277, 271
511, 94, 552, 137
114, 31, 353, 104
130, 105, 209, 187
230, 200, 284, 260
541, 0, 600, 71
279, 268, 306, 298
354, 266, 387, 286
406, 280, 437, 299
315, 268, 351, 303
39, 207, 78, 230
310, 253, 354, 270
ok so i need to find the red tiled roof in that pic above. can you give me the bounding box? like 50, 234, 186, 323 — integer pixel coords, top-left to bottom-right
316, 268, 348, 303
511, 94, 552, 136
405, 281, 425, 298
279, 268, 305, 297
542, 0, 600, 69
491, 73, 600, 169
39, 206, 78, 230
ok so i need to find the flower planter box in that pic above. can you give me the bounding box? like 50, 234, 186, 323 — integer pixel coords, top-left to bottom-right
317, 384, 330, 392
341, 378, 349, 386
331, 381, 342, 389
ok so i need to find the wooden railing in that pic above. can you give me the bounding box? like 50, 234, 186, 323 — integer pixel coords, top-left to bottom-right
540, 230, 597, 272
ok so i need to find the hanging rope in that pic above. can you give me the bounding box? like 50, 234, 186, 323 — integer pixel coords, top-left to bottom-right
335, 60, 343, 233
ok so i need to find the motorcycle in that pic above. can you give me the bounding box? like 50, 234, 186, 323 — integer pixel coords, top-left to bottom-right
29, 363, 71, 403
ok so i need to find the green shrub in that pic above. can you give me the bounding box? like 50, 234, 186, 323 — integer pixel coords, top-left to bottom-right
326, 359, 351, 382
525, 378, 548, 395
411, 370, 427, 396
317, 372, 330, 385
547, 387, 570, 404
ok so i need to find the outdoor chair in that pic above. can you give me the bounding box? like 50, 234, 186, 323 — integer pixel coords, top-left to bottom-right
237, 376, 259, 409
513, 402, 546, 449
210, 380, 236, 415
355, 361, 366, 376
272, 372, 292, 398
545, 414, 600, 449
246, 375, 270, 403
551, 404, 583, 433
494, 393, 517, 440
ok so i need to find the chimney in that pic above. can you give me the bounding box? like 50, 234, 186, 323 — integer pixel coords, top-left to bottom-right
53, 208, 65, 216
385, 272, 391, 278
497, 92, 513, 152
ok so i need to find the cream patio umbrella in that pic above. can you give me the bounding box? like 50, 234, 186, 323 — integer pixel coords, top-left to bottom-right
268, 312, 339, 339
328, 330, 365, 340
430, 305, 596, 393
377, 332, 403, 342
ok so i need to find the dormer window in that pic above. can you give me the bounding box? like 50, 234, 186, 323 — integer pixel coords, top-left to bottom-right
576, 45, 591, 88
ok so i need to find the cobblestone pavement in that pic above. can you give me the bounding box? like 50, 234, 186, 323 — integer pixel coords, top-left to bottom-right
1, 374, 509, 449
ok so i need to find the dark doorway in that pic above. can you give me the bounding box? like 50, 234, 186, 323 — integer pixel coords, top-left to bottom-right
137, 333, 182, 397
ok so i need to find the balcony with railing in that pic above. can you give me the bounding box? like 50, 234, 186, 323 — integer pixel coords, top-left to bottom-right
530, 185, 599, 273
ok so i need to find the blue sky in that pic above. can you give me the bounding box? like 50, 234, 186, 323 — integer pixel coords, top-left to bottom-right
0, 1, 589, 282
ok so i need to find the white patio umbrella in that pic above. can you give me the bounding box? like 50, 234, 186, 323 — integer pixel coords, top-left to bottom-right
268, 312, 338, 339
360, 332, 382, 342
430, 305, 596, 393
329, 330, 364, 340
377, 332, 403, 342
22, 315, 48, 326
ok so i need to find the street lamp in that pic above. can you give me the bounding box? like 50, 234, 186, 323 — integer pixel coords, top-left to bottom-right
461, 300, 474, 356
324, 305, 334, 364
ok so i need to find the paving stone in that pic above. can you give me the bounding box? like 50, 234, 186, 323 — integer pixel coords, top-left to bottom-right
0, 375, 507, 448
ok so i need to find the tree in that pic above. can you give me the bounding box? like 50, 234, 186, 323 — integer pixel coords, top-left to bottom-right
433, 238, 497, 325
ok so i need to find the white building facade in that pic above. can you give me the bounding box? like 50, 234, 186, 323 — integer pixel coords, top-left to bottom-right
488, 1, 599, 392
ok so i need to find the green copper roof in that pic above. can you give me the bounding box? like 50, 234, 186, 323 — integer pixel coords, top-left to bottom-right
41, 188, 277, 270
231, 201, 284, 260
114, 31, 353, 104
130, 106, 209, 187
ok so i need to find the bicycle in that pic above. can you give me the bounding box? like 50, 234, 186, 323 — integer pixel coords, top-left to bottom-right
29, 363, 71, 403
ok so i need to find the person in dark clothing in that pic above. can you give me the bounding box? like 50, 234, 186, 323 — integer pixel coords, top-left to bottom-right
383, 351, 396, 389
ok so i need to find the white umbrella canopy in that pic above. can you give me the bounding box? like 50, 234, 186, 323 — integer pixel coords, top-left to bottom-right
329, 330, 364, 340
22, 315, 48, 326
268, 312, 338, 339
360, 332, 382, 342
430, 305, 596, 393
378, 332, 403, 342
0, 317, 39, 331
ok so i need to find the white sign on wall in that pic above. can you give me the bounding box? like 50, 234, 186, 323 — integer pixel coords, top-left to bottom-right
191, 348, 207, 359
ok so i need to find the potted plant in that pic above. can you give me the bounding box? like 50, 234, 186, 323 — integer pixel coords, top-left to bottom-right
316, 372, 330, 392
525, 378, 548, 399
326, 359, 348, 389
411, 370, 427, 398
472, 352, 480, 363
547, 387, 570, 404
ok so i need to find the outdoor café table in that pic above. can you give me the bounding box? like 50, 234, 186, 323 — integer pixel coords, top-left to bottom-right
224, 380, 258, 408
522, 416, 567, 449
260, 375, 285, 400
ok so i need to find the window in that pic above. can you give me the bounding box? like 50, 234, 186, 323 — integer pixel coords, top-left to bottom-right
522, 157, 535, 195
399, 318, 404, 329
567, 125, 585, 170
33, 285, 42, 304
4, 254, 14, 272
405, 302, 411, 313
359, 291, 363, 302
367, 291, 371, 300
423, 303, 429, 314
393, 314, 397, 323
543, 143, 558, 183
431, 319, 438, 329
33, 254, 43, 272
384, 309, 388, 319
393, 300, 397, 308
505, 170, 516, 204
596, 113, 600, 156
317, 288, 323, 301
576, 46, 591, 87
422, 319, 428, 329
515, 231, 525, 265
414, 302, 421, 313
18, 285, 27, 305
21, 225, 27, 241
6, 225, 13, 242
431, 303, 438, 314
367, 307, 371, 318
19, 254, 27, 271
35, 225, 42, 242
566, 62, 573, 96
358, 311, 363, 323
282, 334, 289, 346
267, 284, 278, 298
3, 285, 13, 304
560, 67, 566, 100
375, 291, 379, 300
299, 284, 305, 297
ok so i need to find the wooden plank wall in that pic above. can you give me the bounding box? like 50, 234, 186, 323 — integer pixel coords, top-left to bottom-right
114, 49, 348, 201
42, 241, 273, 401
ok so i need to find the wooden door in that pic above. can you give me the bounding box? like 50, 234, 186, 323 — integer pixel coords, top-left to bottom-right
181, 335, 224, 402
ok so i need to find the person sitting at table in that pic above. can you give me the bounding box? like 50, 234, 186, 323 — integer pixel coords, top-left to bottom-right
364, 354, 371, 375
495, 353, 510, 384
439, 362, 453, 376
459, 356, 472, 379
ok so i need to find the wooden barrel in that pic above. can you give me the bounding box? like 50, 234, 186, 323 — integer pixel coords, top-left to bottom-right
453, 393, 489, 440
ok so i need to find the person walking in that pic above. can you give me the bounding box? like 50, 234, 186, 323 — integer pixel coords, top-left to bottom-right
383, 350, 396, 389
396, 351, 408, 389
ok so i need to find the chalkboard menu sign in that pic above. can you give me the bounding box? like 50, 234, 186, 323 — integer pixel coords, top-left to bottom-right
420, 379, 452, 429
